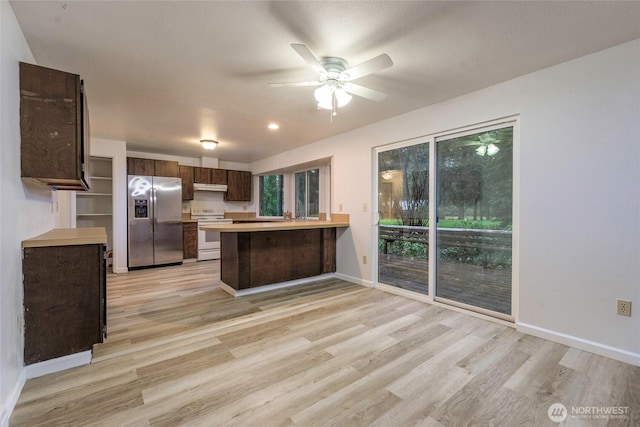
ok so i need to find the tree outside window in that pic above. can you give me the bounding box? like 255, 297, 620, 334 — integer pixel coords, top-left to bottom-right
259, 174, 284, 216
295, 169, 319, 218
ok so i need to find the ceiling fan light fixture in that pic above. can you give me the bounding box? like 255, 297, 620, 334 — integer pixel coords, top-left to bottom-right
314, 83, 352, 113
314, 84, 333, 110
200, 139, 218, 150
334, 87, 352, 108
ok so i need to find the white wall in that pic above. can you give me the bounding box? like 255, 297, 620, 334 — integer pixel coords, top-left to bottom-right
0, 1, 57, 424
252, 40, 640, 365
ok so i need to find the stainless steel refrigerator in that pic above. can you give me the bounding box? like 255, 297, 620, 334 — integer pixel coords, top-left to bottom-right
127, 175, 183, 268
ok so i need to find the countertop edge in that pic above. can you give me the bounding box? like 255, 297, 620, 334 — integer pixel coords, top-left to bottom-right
22, 227, 108, 248
200, 221, 350, 232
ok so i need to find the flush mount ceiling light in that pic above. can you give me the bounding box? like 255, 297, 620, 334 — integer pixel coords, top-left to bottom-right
200, 139, 218, 150
268, 123, 280, 130
269, 44, 393, 120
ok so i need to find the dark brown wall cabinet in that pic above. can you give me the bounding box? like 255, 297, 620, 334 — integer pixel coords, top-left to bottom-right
193, 167, 211, 184
127, 157, 179, 177
20, 62, 90, 190
178, 165, 194, 200
193, 167, 227, 185
154, 160, 179, 177
23, 244, 106, 365
127, 157, 154, 176
182, 222, 198, 259
212, 168, 228, 185
225, 170, 252, 201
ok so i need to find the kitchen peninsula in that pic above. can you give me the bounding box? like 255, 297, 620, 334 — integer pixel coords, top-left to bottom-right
200, 214, 349, 295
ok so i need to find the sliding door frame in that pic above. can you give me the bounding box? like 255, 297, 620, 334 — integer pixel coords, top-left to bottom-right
372, 116, 520, 324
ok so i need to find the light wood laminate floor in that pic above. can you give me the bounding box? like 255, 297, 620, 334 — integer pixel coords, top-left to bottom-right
11, 261, 639, 426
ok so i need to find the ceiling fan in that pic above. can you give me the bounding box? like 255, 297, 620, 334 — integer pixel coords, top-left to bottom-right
269, 44, 393, 118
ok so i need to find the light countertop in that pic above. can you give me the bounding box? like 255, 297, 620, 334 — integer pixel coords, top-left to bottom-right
22, 227, 107, 248
200, 219, 349, 233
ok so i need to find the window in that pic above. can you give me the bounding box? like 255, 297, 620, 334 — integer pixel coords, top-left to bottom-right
295, 169, 319, 218
258, 174, 284, 216
257, 160, 331, 219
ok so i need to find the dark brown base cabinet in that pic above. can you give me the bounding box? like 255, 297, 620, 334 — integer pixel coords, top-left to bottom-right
23, 243, 106, 365
221, 228, 336, 290
183, 222, 198, 259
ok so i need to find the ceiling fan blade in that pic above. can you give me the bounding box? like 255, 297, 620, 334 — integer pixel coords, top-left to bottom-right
291, 44, 326, 74
268, 81, 322, 87
343, 83, 388, 102
343, 54, 393, 81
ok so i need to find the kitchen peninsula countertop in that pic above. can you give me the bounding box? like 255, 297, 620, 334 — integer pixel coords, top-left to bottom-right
22, 227, 107, 248
200, 219, 349, 232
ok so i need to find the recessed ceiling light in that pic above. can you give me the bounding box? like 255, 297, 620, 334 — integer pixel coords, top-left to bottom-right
268, 123, 279, 130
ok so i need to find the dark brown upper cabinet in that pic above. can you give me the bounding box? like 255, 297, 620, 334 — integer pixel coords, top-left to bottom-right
225, 170, 252, 202
178, 165, 194, 200
20, 62, 90, 191
127, 157, 154, 176
153, 160, 179, 177
193, 167, 211, 184
127, 157, 179, 177
212, 168, 228, 185
194, 167, 227, 185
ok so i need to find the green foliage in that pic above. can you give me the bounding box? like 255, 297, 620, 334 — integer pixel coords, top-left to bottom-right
259, 175, 283, 216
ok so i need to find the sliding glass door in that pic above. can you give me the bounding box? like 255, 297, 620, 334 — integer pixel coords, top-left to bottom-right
435, 127, 513, 316
376, 142, 429, 294
374, 121, 515, 320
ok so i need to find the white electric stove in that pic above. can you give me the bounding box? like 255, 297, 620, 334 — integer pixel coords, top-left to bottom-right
190, 203, 233, 261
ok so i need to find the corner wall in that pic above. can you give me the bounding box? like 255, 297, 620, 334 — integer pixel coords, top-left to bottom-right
0, 1, 57, 424
251, 40, 640, 365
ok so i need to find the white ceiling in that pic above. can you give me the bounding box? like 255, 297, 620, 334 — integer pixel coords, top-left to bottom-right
10, 1, 640, 163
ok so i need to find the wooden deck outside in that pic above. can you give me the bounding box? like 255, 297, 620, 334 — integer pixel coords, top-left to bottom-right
378, 253, 512, 315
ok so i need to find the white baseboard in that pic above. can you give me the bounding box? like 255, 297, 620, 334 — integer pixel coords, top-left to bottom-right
112, 266, 128, 274
517, 322, 640, 367
221, 273, 336, 297
0, 368, 26, 427
333, 272, 373, 288
25, 351, 92, 379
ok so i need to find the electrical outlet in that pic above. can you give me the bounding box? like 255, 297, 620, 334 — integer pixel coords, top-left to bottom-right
362, 255, 367, 265
617, 299, 631, 317
339, 203, 343, 212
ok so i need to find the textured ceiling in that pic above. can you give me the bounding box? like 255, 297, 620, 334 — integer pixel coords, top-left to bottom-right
10, 1, 640, 163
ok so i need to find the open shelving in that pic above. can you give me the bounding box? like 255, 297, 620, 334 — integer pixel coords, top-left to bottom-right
75, 157, 113, 255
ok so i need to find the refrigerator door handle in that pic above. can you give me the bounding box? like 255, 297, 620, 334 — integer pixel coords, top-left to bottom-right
152, 187, 156, 233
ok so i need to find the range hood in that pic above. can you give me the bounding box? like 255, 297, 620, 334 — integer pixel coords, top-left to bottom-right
193, 183, 228, 192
